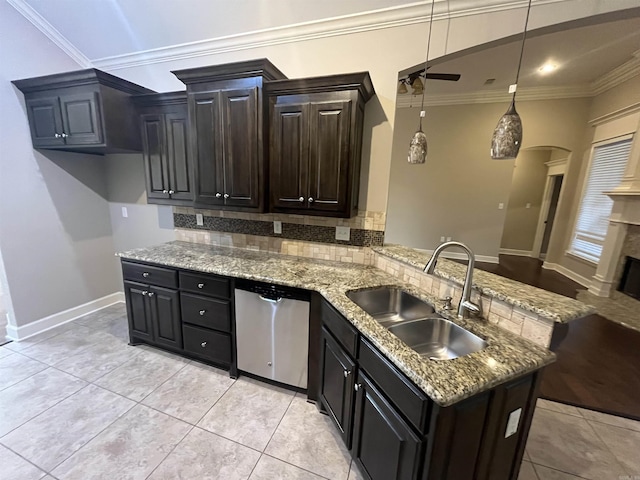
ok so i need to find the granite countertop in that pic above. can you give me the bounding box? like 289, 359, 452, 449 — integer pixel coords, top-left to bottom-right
118, 241, 555, 407
373, 244, 595, 323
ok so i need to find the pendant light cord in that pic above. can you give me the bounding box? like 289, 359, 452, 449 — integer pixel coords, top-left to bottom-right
512, 0, 533, 100
419, 0, 436, 128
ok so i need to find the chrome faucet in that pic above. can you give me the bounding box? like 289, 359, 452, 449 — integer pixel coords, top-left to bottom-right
424, 241, 481, 319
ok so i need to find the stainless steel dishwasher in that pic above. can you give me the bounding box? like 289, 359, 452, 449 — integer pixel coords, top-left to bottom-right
234, 280, 310, 389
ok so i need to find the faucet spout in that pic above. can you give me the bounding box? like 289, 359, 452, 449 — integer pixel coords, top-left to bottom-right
423, 241, 480, 319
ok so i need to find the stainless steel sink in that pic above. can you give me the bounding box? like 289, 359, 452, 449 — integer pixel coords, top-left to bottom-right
346, 286, 437, 327
388, 318, 487, 360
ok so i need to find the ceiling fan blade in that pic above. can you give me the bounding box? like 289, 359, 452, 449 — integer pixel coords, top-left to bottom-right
425, 73, 461, 81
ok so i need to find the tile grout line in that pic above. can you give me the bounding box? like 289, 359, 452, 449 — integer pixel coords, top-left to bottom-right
528, 460, 591, 480
260, 451, 334, 480
582, 417, 635, 476
0, 441, 50, 478
0, 352, 49, 392
520, 460, 540, 480
143, 424, 196, 480
261, 391, 297, 454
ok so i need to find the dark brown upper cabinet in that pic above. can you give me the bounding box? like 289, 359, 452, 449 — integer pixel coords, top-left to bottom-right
173, 59, 287, 212
266, 73, 374, 218
133, 92, 192, 205
13, 69, 153, 155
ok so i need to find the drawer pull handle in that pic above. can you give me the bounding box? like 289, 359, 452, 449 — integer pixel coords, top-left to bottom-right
199, 309, 206, 316
267, 361, 272, 366
354, 383, 362, 392
201, 341, 207, 348
215, 193, 222, 198
343, 370, 351, 378
148, 292, 155, 297
142, 272, 149, 278
142, 291, 148, 296
198, 283, 205, 289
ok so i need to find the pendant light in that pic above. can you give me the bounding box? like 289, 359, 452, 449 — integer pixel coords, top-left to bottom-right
407, 0, 436, 164
490, 0, 532, 160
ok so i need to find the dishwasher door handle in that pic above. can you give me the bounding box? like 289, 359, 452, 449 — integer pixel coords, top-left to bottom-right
258, 295, 283, 304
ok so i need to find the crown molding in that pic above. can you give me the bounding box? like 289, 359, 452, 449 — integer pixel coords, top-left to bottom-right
591, 49, 640, 96
588, 101, 640, 126
89, 0, 563, 71
7, 0, 92, 68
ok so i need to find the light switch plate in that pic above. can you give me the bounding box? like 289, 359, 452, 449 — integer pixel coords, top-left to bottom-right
440, 236, 446, 243
526, 202, 531, 209
498, 202, 505, 210
274, 221, 282, 234
505, 408, 522, 438
335, 226, 351, 241
196, 213, 204, 226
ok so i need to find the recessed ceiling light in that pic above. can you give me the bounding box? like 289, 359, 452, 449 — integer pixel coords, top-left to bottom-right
538, 63, 557, 74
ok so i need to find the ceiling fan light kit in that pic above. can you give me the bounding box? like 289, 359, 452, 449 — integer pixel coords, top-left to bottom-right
490, 0, 532, 160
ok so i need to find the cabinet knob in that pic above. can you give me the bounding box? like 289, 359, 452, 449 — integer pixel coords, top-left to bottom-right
223, 193, 229, 199
54, 133, 62, 138
142, 272, 149, 278
61, 132, 69, 138
162, 190, 168, 194
354, 383, 362, 392
343, 370, 351, 378
148, 292, 155, 297
298, 196, 305, 202
199, 309, 206, 316
308, 197, 314, 203
215, 193, 222, 198
197, 283, 205, 289
168, 190, 175, 195
201, 342, 207, 348
267, 361, 273, 366
142, 290, 148, 296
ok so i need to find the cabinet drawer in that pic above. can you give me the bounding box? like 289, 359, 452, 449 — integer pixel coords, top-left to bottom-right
122, 261, 178, 289
321, 300, 358, 358
359, 338, 431, 434
183, 324, 231, 365
180, 271, 230, 298
181, 293, 231, 332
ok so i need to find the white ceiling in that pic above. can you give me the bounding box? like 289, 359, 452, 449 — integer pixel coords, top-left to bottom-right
413, 16, 640, 95
19, 0, 416, 60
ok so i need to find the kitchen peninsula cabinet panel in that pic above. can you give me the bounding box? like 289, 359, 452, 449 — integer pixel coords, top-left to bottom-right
14, 68, 152, 154
266, 72, 374, 218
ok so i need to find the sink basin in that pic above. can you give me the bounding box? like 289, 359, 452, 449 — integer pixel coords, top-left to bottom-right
388, 318, 487, 360
346, 286, 438, 327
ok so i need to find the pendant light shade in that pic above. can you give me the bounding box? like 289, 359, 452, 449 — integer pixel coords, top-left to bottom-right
490, 99, 522, 159
408, 128, 428, 164
397, 81, 408, 94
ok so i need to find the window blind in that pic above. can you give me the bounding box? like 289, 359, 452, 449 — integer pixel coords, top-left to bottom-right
570, 138, 632, 263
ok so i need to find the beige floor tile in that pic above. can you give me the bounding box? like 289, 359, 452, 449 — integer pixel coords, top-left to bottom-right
54, 337, 140, 382
1, 384, 134, 471
51, 404, 190, 480
17, 327, 107, 365
0, 444, 46, 480
526, 408, 627, 479
198, 377, 294, 452
536, 399, 582, 417
143, 362, 235, 424
94, 348, 188, 401
579, 408, 640, 432
590, 421, 640, 475
348, 461, 366, 480
148, 427, 260, 480
0, 368, 86, 437
250, 455, 325, 480
532, 464, 586, 479
0, 346, 13, 359
3, 323, 77, 353
0, 352, 48, 391
518, 461, 538, 480
265, 396, 350, 480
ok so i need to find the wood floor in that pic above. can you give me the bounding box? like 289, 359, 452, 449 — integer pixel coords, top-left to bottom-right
475, 255, 640, 420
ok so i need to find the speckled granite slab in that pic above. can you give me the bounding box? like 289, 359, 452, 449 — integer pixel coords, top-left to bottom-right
118, 241, 555, 407
373, 244, 595, 323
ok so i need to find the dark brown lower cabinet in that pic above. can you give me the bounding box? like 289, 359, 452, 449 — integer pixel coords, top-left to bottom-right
319, 327, 356, 448
352, 371, 422, 480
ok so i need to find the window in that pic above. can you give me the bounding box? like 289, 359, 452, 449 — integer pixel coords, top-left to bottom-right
569, 137, 632, 263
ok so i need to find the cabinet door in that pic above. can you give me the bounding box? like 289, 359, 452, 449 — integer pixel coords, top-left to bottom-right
320, 327, 356, 448
141, 114, 169, 200
190, 91, 224, 205
124, 281, 153, 341
60, 91, 104, 145
352, 371, 422, 480
220, 88, 260, 208
308, 101, 352, 214
165, 110, 192, 201
270, 102, 309, 210
25, 97, 65, 147
148, 286, 182, 349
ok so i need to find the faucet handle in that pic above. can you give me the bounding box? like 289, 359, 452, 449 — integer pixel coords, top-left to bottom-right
440, 296, 453, 310
461, 300, 482, 317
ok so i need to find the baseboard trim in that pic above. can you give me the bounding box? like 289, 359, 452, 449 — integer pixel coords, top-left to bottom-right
499, 248, 534, 257
541, 262, 591, 287
440, 251, 499, 264
5, 292, 125, 341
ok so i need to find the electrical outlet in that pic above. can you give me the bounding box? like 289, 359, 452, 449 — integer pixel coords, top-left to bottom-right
335, 226, 351, 241
446, 236, 452, 242
440, 236, 446, 243
526, 202, 531, 209
498, 203, 505, 210
121, 206, 128, 218
505, 408, 522, 438
196, 213, 204, 226
273, 221, 282, 234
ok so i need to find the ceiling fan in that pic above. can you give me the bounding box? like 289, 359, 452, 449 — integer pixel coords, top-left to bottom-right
398, 66, 461, 94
